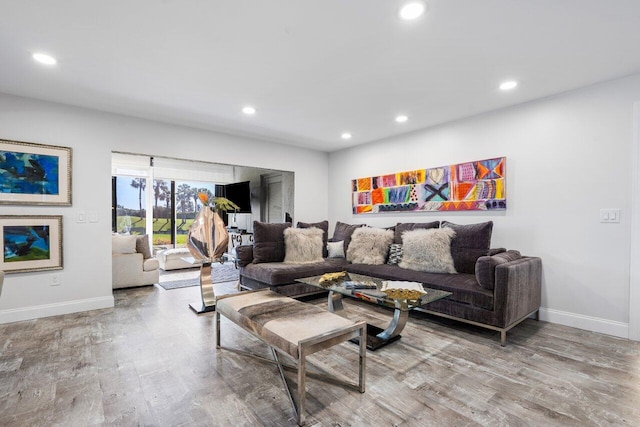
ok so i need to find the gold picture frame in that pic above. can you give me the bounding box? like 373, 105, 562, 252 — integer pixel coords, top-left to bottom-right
1, 215, 63, 273
0, 138, 72, 205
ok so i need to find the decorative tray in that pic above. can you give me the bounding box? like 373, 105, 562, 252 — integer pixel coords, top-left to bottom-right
380, 281, 427, 300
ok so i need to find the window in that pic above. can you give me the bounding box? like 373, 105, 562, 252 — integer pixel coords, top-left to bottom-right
113, 176, 147, 235
152, 179, 172, 247
112, 176, 217, 249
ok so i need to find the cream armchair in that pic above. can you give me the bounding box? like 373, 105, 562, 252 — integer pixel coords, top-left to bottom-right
112, 235, 159, 289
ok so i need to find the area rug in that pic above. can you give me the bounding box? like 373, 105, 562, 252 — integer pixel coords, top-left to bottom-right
158, 263, 239, 290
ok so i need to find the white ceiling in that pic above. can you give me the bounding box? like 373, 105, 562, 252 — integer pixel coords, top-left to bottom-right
2, 1, 640, 152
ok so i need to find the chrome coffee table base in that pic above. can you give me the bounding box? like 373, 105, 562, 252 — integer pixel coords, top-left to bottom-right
349, 323, 402, 351
331, 291, 408, 351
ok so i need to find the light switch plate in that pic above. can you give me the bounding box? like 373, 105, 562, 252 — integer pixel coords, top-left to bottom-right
76, 211, 86, 223
600, 208, 620, 223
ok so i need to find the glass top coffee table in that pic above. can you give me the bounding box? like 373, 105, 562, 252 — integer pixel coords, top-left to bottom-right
297, 272, 451, 350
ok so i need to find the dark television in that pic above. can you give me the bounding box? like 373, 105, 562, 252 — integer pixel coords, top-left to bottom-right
224, 181, 252, 213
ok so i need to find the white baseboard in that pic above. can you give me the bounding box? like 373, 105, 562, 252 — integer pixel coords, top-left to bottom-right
0, 296, 115, 324
539, 307, 629, 339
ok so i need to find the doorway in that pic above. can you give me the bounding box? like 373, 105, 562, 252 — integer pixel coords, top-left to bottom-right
262, 173, 283, 223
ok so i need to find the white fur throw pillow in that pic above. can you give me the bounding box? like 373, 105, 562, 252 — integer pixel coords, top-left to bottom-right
346, 227, 394, 265
399, 228, 457, 273
284, 227, 324, 264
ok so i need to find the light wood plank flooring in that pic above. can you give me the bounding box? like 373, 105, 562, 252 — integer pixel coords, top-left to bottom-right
1, 283, 639, 426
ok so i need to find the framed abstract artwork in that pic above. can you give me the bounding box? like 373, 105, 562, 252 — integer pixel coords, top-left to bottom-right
352, 157, 506, 214
0, 215, 63, 273
0, 139, 72, 205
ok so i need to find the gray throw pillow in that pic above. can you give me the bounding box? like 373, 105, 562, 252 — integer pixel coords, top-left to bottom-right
252, 221, 292, 263
399, 228, 457, 273
284, 228, 324, 264
441, 221, 493, 274
475, 250, 522, 289
135, 235, 152, 259
346, 227, 394, 265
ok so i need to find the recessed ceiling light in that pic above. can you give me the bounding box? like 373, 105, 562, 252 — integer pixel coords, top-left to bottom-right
32, 52, 57, 65
242, 106, 256, 115
499, 80, 518, 91
395, 115, 408, 123
341, 133, 352, 140
400, 2, 426, 20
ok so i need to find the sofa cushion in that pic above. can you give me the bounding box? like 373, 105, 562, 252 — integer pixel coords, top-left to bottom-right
387, 243, 403, 265
240, 258, 349, 286
136, 235, 152, 259
346, 227, 394, 265
327, 241, 345, 259
441, 221, 493, 274
253, 222, 292, 264
345, 263, 493, 310
284, 228, 324, 264
143, 258, 159, 271
394, 221, 440, 244
475, 250, 522, 290
297, 220, 329, 257
399, 228, 457, 274
112, 235, 137, 254
331, 221, 364, 254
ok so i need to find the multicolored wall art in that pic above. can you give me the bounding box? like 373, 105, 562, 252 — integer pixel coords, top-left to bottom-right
352, 157, 506, 214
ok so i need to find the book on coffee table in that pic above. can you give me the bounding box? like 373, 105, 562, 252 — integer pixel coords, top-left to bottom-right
343, 281, 377, 289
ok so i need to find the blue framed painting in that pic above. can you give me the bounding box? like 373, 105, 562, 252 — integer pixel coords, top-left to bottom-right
0, 139, 72, 205
1, 215, 63, 273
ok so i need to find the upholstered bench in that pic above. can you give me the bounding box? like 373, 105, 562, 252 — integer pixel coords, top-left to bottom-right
215, 289, 366, 426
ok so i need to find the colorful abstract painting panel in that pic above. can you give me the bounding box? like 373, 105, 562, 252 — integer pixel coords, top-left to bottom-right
352, 157, 506, 214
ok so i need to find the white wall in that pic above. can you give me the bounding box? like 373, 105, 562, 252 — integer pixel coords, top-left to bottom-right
0, 92, 329, 323
329, 73, 640, 338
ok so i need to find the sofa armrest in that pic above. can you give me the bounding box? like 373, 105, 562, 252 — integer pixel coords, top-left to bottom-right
493, 256, 542, 328
236, 245, 254, 267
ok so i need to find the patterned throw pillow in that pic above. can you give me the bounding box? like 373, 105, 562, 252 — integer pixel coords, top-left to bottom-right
387, 243, 403, 265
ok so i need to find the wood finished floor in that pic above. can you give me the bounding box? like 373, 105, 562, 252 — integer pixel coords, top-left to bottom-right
1, 283, 639, 426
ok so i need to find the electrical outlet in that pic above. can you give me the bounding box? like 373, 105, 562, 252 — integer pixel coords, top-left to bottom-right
51, 274, 61, 286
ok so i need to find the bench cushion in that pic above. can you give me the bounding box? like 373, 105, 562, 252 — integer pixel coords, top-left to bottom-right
216, 290, 357, 358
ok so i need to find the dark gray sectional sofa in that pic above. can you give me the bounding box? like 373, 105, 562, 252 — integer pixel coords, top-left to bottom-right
236, 220, 542, 345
